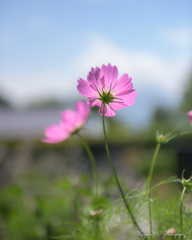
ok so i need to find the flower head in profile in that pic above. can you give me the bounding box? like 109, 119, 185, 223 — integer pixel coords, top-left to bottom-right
77, 63, 137, 117
42, 101, 90, 143
187, 110, 192, 126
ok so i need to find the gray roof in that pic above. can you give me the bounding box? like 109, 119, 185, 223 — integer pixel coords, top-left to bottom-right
0, 107, 104, 140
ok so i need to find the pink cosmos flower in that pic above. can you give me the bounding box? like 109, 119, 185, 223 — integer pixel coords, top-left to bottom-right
42, 101, 90, 143
187, 110, 192, 125
77, 63, 137, 117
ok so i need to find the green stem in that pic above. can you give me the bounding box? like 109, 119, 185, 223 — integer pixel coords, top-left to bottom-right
95, 221, 99, 240
180, 186, 186, 239
147, 143, 161, 239
78, 133, 98, 208
102, 108, 147, 240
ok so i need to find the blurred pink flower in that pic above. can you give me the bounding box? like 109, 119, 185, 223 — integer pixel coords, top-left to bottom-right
77, 63, 137, 117
187, 110, 192, 124
42, 101, 90, 143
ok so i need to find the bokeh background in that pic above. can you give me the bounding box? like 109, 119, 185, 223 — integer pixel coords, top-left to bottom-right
0, 0, 192, 239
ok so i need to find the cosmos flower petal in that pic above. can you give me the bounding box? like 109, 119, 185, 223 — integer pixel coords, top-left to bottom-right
87, 97, 102, 107
87, 68, 95, 84
60, 109, 77, 122
42, 139, 63, 143
77, 64, 137, 117
89, 67, 104, 90
60, 109, 77, 131
76, 100, 90, 117
75, 101, 91, 126
115, 89, 135, 96
77, 78, 97, 97
98, 104, 116, 117
42, 125, 70, 143
87, 67, 100, 85
118, 90, 137, 106
105, 104, 116, 117
100, 63, 118, 90
42, 101, 90, 143
110, 102, 128, 110
112, 74, 133, 94
187, 110, 192, 124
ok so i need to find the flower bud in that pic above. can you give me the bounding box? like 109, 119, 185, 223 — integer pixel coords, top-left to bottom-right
156, 132, 165, 143
166, 228, 177, 235
90, 209, 103, 220
165, 228, 177, 240
182, 177, 192, 190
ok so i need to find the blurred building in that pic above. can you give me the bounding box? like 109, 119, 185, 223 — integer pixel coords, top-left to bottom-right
0, 107, 104, 140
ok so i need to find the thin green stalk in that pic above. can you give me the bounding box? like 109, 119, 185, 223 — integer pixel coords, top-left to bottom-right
78, 133, 98, 208
180, 186, 186, 239
95, 221, 99, 240
102, 108, 147, 240
147, 143, 161, 240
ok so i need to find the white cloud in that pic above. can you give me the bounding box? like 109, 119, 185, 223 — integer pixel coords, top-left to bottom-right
74, 36, 190, 106
0, 69, 80, 107
0, 36, 190, 111
161, 28, 192, 46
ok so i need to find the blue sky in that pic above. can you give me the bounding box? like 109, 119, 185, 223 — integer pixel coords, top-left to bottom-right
0, 0, 192, 125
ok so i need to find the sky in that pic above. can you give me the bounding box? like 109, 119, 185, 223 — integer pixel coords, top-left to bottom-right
0, 0, 192, 126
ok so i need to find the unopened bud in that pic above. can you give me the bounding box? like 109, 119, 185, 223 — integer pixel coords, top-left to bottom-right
165, 228, 177, 240
182, 177, 192, 190
90, 209, 103, 220
166, 228, 177, 235
156, 133, 165, 143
